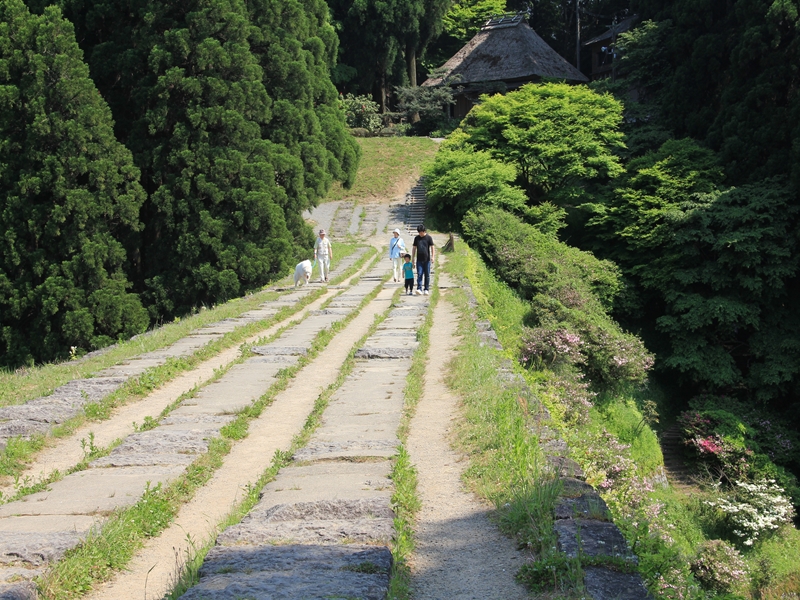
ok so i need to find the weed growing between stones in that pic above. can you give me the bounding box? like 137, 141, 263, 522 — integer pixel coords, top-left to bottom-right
387, 267, 437, 600
165, 282, 399, 599
0, 246, 375, 490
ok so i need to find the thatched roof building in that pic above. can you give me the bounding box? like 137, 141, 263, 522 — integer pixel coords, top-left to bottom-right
423, 13, 588, 118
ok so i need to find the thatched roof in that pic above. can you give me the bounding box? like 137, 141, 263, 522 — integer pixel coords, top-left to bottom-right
423, 15, 588, 88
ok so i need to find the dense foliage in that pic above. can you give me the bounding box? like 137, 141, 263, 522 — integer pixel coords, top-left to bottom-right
460, 82, 626, 203
0, 0, 147, 366
628, 0, 800, 187
462, 206, 653, 389
327, 0, 450, 107
0, 0, 357, 365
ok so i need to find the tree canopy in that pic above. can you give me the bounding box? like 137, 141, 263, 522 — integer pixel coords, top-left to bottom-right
460, 82, 626, 203
46, 0, 358, 319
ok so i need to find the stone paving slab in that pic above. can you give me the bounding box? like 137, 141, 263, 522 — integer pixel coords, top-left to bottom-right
292, 439, 400, 461
90, 430, 211, 467
158, 414, 237, 432
0, 580, 37, 599
554, 519, 637, 561
217, 498, 394, 546
255, 462, 393, 506
250, 345, 307, 357
181, 545, 391, 600
0, 514, 97, 536
554, 493, 611, 521
0, 530, 90, 566
0, 465, 185, 517
584, 566, 652, 599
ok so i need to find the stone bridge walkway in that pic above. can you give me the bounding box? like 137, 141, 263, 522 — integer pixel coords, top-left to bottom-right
0, 197, 533, 600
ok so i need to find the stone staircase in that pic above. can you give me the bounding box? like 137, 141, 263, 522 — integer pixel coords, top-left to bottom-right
660, 425, 696, 491
404, 179, 427, 237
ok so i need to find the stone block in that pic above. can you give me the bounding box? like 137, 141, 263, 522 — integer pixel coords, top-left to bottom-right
554, 520, 636, 562
554, 494, 611, 521
584, 566, 652, 600
0, 465, 184, 517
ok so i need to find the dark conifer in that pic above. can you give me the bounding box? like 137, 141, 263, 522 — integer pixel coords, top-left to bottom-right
0, 0, 148, 366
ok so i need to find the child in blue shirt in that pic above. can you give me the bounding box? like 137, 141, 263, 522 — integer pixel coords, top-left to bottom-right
402, 254, 415, 295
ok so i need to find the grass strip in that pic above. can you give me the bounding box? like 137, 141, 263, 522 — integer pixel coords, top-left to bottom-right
165, 285, 401, 599
0, 247, 376, 486
443, 244, 586, 597
386, 262, 439, 600
0, 242, 363, 409
35, 256, 387, 599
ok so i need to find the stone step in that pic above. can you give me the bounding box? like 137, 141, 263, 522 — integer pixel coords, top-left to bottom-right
179, 276, 433, 599
0, 254, 381, 593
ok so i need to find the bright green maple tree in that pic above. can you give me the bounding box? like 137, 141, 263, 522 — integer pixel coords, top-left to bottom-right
0, 0, 148, 366
460, 82, 626, 203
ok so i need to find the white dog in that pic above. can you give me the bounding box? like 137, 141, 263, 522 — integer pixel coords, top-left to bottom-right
294, 259, 313, 286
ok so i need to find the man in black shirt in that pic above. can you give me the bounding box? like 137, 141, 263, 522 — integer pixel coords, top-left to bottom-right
411, 224, 434, 295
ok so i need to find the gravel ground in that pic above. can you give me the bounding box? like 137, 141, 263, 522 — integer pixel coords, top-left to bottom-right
406, 265, 531, 599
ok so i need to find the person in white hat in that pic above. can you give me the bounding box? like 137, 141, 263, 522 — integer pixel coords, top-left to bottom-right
388, 228, 407, 282
314, 228, 333, 282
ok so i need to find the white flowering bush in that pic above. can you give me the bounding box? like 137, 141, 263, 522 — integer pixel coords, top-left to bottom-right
705, 479, 796, 546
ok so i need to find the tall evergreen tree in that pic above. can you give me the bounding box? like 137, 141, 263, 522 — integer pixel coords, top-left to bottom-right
52, 0, 356, 318
0, 0, 148, 366
246, 0, 359, 233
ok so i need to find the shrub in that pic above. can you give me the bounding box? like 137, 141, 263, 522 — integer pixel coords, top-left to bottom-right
705, 480, 796, 546
340, 93, 382, 132
424, 147, 528, 232
689, 539, 748, 593
520, 327, 584, 371
463, 207, 654, 390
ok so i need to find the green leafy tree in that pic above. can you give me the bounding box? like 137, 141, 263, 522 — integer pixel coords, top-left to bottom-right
442, 0, 507, 42
460, 82, 626, 203
588, 139, 800, 399
327, 0, 450, 108
424, 147, 528, 231
0, 0, 147, 366
626, 0, 800, 185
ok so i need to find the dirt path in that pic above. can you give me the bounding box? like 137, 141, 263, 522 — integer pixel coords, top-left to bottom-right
406, 265, 529, 599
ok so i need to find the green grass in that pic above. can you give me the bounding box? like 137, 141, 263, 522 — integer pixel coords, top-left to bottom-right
35, 254, 387, 598
0, 245, 372, 488
324, 138, 439, 202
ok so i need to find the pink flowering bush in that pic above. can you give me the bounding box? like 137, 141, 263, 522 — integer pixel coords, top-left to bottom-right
521, 326, 584, 371
548, 374, 596, 425
689, 539, 747, 592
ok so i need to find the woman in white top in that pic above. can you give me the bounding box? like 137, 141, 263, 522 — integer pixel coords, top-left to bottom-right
389, 228, 406, 282
314, 229, 333, 282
